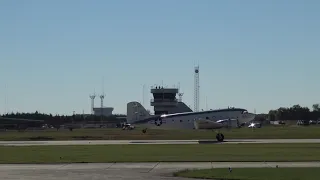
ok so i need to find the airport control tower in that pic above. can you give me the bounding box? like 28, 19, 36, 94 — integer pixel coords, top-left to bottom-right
150, 86, 192, 115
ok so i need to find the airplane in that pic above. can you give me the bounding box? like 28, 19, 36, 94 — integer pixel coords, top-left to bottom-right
126, 102, 256, 142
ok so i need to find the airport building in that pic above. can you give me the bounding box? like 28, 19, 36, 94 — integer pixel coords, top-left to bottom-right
92, 107, 114, 116
150, 86, 192, 115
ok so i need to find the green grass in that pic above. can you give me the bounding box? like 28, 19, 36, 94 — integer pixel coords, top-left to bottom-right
174, 168, 320, 180
0, 143, 320, 163
1, 126, 320, 141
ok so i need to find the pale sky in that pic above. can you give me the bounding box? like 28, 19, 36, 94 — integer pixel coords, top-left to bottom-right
0, 0, 319, 115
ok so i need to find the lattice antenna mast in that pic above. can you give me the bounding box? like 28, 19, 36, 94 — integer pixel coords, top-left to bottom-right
178, 92, 184, 102
100, 77, 105, 124
4, 83, 7, 114
177, 82, 183, 102
89, 91, 96, 115
206, 96, 208, 111
100, 94, 104, 113
142, 84, 146, 107
194, 66, 200, 112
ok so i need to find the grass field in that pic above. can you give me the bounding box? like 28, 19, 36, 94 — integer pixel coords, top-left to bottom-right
0, 143, 320, 163
173, 168, 320, 180
0, 126, 320, 141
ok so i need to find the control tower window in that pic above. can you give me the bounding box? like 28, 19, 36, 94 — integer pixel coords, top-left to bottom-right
153, 93, 176, 100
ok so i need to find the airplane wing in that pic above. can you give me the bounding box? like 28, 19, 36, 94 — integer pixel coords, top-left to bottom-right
215, 118, 237, 123
193, 119, 223, 129
215, 118, 240, 128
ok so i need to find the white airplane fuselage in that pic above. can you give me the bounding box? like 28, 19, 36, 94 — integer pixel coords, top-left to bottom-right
133, 108, 255, 130
126, 102, 255, 142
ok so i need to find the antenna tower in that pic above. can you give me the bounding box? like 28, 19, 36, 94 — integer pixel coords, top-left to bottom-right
100, 94, 104, 124
100, 77, 105, 124
178, 93, 184, 102
142, 84, 145, 107
194, 65, 200, 112
4, 83, 7, 114
89, 92, 96, 115
100, 94, 104, 112
177, 82, 183, 102
206, 96, 208, 111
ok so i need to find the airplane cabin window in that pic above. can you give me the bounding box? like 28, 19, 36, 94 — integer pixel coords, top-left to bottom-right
206, 117, 209, 119
180, 120, 182, 122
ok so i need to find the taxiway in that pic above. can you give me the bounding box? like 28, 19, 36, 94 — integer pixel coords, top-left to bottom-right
1, 139, 320, 179
0, 162, 319, 180
0, 139, 320, 146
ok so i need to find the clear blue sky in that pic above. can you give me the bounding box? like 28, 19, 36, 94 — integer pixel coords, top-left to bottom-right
0, 0, 319, 115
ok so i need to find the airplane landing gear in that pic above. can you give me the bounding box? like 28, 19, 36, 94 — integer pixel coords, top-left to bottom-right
216, 133, 224, 142
213, 130, 224, 142
142, 128, 147, 133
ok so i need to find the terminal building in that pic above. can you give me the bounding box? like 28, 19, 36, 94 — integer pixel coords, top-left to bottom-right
150, 86, 192, 115
93, 107, 114, 117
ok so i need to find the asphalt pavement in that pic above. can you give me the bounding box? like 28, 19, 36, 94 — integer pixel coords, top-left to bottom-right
1, 139, 320, 179
1, 162, 320, 180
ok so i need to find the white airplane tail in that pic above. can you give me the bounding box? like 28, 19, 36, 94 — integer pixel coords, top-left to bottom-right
126, 101, 151, 124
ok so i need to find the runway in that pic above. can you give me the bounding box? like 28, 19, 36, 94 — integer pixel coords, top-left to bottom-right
0, 162, 319, 180
1, 139, 318, 179
1, 139, 320, 146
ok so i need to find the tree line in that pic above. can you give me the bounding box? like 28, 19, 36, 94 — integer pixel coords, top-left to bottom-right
1, 111, 127, 126
1, 103, 320, 125
266, 104, 320, 121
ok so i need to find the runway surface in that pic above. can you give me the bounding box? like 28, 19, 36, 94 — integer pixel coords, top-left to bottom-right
1, 139, 320, 146
1, 162, 319, 180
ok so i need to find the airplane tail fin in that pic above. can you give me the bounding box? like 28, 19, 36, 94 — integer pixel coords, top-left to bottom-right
126, 101, 151, 124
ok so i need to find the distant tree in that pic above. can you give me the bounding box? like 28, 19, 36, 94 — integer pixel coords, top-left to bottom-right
268, 110, 277, 121
312, 104, 320, 111
266, 104, 317, 121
